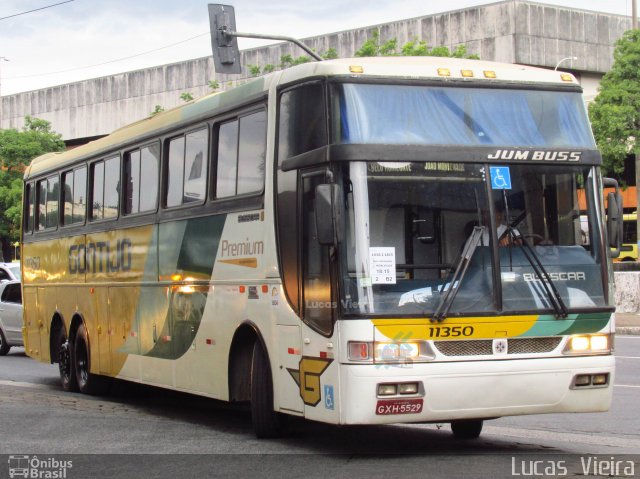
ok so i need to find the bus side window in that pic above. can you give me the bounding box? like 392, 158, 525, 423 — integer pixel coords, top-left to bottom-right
165, 129, 207, 207
24, 183, 35, 233
62, 166, 87, 225
125, 144, 159, 215
36, 175, 59, 231
215, 109, 266, 199
278, 82, 327, 160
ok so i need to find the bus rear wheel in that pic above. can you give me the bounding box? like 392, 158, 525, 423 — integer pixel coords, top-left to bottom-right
451, 419, 483, 439
56, 327, 78, 392
73, 323, 110, 395
250, 341, 286, 438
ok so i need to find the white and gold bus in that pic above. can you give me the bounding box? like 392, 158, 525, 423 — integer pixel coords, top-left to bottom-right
22, 57, 618, 439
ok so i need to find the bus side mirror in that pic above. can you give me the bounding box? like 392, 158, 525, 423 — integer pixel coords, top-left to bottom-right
208, 4, 242, 74
315, 184, 344, 246
603, 177, 623, 256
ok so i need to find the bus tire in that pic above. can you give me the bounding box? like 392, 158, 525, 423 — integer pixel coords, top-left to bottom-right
451, 419, 483, 439
55, 327, 78, 392
0, 328, 10, 356
73, 323, 110, 395
250, 341, 285, 438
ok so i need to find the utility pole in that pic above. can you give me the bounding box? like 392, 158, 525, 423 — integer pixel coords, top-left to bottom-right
0, 57, 7, 130
633, 0, 638, 30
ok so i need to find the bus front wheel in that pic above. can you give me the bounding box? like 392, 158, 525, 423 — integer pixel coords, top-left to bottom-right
250, 341, 285, 438
73, 323, 110, 395
451, 419, 483, 439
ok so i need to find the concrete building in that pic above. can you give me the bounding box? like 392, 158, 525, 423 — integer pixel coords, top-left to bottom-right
0, 0, 635, 142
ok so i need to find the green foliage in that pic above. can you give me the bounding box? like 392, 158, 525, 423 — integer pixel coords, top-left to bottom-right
262, 64, 275, 74
589, 29, 640, 177
208, 80, 220, 91
280, 54, 312, 69
0, 116, 65, 255
150, 105, 165, 116
356, 30, 479, 60
322, 48, 338, 60
355, 30, 397, 57
180, 92, 194, 102
248, 64, 262, 77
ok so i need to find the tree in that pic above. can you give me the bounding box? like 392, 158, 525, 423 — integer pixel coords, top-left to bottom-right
589, 29, 640, 178
0, 116, 65, 260
355, 30, 479, 59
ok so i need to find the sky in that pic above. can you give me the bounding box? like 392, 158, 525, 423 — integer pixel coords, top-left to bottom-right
0, 0, 636, 95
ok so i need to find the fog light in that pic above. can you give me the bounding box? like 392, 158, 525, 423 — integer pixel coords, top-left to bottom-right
574, 374, 591, 386
398, 382, 419, 395
378, 384, 397, 396
592, 374, 608, 385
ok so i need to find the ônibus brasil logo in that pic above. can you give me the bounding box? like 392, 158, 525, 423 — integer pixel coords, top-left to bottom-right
8, 455, 73, 479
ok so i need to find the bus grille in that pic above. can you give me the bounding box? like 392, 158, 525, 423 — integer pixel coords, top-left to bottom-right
433, 337, 562, 357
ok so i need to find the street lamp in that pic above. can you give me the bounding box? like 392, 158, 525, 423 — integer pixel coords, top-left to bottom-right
554, 56, 578, 71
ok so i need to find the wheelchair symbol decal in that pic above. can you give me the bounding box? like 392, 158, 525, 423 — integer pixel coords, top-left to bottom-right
490, 167, 512, 190
324, 385, 334, 410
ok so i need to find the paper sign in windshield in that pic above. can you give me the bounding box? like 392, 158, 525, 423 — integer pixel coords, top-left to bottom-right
369, 247, 396, 284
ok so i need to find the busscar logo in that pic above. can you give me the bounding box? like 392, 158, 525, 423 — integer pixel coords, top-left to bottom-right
523, 272, 586, 282
487, 149, 582, 162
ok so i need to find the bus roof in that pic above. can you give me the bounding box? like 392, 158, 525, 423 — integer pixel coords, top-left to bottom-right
25, 56, 580, 180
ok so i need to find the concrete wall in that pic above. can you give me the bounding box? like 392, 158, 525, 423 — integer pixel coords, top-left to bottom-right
0, 0, 634, 140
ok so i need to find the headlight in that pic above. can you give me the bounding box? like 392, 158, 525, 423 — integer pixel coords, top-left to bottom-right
563, 334, 611, 355
348, 340, 435, 363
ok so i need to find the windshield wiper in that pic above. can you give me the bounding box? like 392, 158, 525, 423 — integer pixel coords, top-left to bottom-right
432, 226, 484, 322
507, 228, 569, 318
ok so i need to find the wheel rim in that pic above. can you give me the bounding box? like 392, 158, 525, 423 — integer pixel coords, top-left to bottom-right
59, 340, 71, 380
76, 340, 89, 384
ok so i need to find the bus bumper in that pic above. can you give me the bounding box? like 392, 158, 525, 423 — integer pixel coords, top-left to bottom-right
338, 355, 614, 425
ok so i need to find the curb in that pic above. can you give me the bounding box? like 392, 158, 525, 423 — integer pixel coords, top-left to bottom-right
616, 327, 640, 336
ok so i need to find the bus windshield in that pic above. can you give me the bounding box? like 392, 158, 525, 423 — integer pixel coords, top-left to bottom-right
334, 83, 595, 148
339, 162, 607, 317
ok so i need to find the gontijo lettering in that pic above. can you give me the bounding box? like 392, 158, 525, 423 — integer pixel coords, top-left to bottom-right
68, 239, 132, 274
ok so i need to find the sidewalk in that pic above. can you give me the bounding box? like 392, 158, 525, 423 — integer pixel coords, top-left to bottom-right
615, 313, 640, 336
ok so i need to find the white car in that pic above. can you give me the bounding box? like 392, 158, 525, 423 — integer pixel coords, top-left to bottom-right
0, 262, 20, 282
0, 281, 23, 355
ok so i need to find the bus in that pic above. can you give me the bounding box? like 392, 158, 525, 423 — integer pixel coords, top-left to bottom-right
22, 56, 618, 439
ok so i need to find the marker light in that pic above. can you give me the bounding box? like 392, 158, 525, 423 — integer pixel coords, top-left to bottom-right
461, 69, 474, 78
349, 65, 364, 74
560, 73, 573, 82
437, 68, 451, 77
483, 70, 497, 78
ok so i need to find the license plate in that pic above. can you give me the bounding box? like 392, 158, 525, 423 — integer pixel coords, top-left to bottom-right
376, 398, 423, 415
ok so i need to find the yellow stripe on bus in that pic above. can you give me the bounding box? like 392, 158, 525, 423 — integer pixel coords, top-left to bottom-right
373, 316, 539, 341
